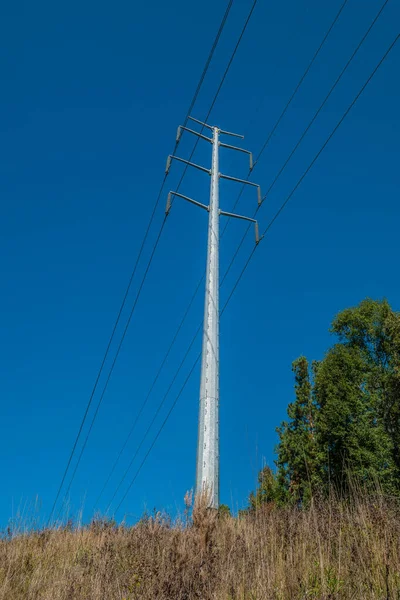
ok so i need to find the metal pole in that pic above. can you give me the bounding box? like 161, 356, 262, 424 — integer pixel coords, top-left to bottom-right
196, 126, 220, 508
167, 118, 260, 508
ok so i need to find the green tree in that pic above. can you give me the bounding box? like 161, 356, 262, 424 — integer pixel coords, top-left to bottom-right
330, 298, 400, 479
275, 357, 320, 504
314, 342, 396, 494
250, 299, 400, 508
249, 465, 280, 509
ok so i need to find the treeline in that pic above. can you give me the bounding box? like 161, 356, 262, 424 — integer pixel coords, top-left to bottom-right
249, 298, 400, 509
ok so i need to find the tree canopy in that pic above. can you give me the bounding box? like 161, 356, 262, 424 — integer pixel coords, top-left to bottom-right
251, 298, 400, 507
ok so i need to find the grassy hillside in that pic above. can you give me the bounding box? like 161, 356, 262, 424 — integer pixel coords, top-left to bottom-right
1, 493, 399, 599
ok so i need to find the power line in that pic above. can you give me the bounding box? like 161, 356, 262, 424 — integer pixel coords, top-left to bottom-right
105, 322, 203, 513
219, 0, 349, 260
102, 246, 244, 513
47, 0, 234, 526
184, 0, 234, 127
52, 0, 259, 524
93, 278, 203, 508
221, 0, 391, 287
223, 32, 399, 310
253, 0, 349, 167
61, 0, 257, 515
168, 0, 258, 213
207, 0, 258, 120
102, 232, 249, 513
262, 0, 390, 202
94, 0, 351, 508
260, 35, 399, 241
56, 219, 167, 521
114, 353, 202, 516
91, 0, 260, 512
112, 33, 399, 516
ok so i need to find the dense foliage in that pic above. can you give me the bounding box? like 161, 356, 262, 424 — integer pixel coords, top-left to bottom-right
251, 298, 400, 508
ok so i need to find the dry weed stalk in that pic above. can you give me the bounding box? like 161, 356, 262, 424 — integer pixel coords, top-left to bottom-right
0, 491, 399, 599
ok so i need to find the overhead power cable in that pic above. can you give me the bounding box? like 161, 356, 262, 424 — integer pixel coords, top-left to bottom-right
105, 322, 203, 513
114, 353, 202, 515
221, 0, 391, 287
92, 0, 348, 507
224, 32, 399, 308
55, 0, 258, 520
52, 0, 259, 525
47, 0, 234, 526
81, 0, 259, 514
168, 0, 258, 213
184, 0, 234, 126
262, 0, 390, 202
112, 33, 399, 516
55, 221, 167, 522
221, 0, 349, 233
253, 0, 349, 168
93, 278, 203, 508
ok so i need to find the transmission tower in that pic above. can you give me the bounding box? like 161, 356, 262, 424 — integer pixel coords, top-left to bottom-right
166, 117, 261, 508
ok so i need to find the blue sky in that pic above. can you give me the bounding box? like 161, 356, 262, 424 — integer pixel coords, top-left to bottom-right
0, 0, 399, 527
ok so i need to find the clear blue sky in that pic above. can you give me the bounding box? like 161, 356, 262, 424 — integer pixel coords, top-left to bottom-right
0, 0, 399, 527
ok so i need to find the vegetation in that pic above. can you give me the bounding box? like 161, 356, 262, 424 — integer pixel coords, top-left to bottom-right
1, 492, 400, 599
2, 298, 400, 598
251, 298, 400, 509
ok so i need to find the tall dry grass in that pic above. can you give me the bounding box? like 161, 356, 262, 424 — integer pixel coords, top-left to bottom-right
1, 492, 399, 599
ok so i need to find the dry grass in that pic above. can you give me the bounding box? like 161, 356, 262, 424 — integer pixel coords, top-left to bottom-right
1, 492, 400, 599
